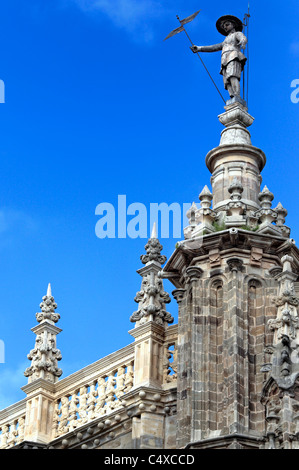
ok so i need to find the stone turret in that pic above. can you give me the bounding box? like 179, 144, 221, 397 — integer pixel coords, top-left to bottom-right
162, 93, 299, 449
182, 100, 291, 241
206, 101, 266, 215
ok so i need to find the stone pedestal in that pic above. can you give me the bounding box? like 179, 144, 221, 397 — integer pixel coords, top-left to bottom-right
21, 380, 56, 444
205, 102, 266, 213
129, 322, 165, 389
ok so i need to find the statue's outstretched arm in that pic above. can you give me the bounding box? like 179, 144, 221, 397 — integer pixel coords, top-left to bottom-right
191, 43, 223, 53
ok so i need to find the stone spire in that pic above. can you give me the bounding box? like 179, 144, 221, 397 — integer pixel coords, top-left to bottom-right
130, 226, 173, 327
24, 284, 62, 384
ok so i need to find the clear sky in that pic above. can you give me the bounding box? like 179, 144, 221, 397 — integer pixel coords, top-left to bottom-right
0, 0, 298, 409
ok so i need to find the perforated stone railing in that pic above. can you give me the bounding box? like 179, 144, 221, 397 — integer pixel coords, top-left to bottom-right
163, 324, 178, 385
0, 400, 26, 448
0, 325, 178, 447
52, 344, 135, 439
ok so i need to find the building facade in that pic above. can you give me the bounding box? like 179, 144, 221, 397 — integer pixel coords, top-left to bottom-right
0, 96, 299, 449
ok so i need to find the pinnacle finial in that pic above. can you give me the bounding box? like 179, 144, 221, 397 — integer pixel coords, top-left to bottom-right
259, 185, 274, 209
140, 226, 167, 266
47, 283, 52, 297
199, 185, 212, 199
151, 222, 157, 239
25, 284, 62, 384
35, 284, 60, 324
199, 185, 213, 209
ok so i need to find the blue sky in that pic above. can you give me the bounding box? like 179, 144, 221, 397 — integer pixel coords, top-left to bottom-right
0, 0, 298, 408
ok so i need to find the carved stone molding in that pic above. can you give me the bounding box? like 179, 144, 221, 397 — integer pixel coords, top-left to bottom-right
227, 258, 244, 272
172, 289, 186, 305
186, 266, 204, 283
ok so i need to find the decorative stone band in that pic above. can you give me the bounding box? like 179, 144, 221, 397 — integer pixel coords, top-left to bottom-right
205, 144, 266, 212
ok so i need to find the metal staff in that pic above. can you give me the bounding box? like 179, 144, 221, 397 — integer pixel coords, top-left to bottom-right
164, 10, 226, 104
243, 3, 251, 105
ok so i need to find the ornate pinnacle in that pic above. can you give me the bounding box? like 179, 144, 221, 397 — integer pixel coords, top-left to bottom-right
24, 284, 62, 384
151, 222, 157, 239
199, 185, 213, 209
228, 177, 243, 200
259, 185, 274, 209
36, 283, 60, 324
275, 202, 288, 227
140, 225, 167, 266
131, 226, 173, 326
186, 202, 198, 228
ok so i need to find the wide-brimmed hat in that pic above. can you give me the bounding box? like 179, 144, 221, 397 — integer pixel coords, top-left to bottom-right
216, 15, 243, 36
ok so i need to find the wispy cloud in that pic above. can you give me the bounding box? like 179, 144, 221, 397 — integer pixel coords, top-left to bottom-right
68, 0, 167, 42
0, 208, 38, 251
0, 363, 28, 410
290, 41, 299, 56
0, 209, 37, 236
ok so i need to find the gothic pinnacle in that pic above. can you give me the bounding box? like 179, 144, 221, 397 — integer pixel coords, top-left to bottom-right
24, 285, 62, 384
140, 226, 167, 266
36, 284, 60, 324
47, 283, 52, 297
151, 222, 157, 239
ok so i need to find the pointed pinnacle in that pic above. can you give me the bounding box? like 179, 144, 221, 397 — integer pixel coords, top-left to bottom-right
186, 202, 198, 219
259, 185, 274, 201
199, 185, 212, 198
261, 185, 272, 194
47, 283, 52, 297
151, 222, 157, 239
275, 202, 288, 215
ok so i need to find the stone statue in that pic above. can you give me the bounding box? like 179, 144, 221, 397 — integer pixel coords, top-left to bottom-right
191, 15, 247, 100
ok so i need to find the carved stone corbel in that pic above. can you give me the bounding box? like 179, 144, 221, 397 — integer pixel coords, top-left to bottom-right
227, 258, 244, 273
186, 266, 203, 283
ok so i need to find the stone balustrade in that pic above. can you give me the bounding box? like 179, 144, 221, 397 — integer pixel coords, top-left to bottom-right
53, 361, 134, 438
163, 325, 178, 385
0, 323, 178, 448
0, 400, 26, 448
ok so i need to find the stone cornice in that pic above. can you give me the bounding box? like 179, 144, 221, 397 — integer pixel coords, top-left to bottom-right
128, 321, 166, 343
21, 379, 56, 397
0, 398, 27, 424
137, 262, 161, 276
205, 143, 266, 173
31, 321, 62, 335
164, 230, 299, 279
